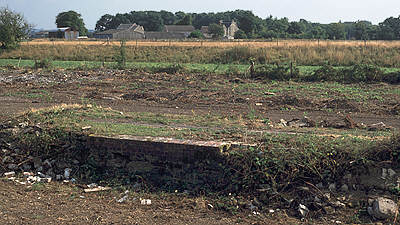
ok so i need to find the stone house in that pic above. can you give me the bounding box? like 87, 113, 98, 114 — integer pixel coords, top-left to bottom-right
220, 20, 239, 39
201, 20, 239, 39
94, 24, 145, 40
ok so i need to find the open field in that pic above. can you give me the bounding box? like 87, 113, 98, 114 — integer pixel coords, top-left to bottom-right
1, 67, 400, 224
1, 37, 400, 224
23, 39, 400, 48
1, 40, 400, 67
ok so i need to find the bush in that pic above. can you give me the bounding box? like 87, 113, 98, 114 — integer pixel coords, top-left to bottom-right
252, 63, 299, 81
114, 40, 127, 69
383, 72, 400, 84
188, 30, 204, 39
341, 64, 384, 83
155, 63, 186, 74
34, 58, 53, 69
0, 7, 31, 49
234, 30, 247, 39
306, 63, 338, 82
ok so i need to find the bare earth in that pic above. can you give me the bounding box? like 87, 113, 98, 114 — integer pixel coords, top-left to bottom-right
1, 68, 399, 224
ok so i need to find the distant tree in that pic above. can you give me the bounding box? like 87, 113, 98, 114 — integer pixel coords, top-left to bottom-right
327, 22, 345, 40
95, 14, 114, 31
233, 10, 258, 35
377, 16, 400, 40
128, 11, 163, 31
160, 10, 176, 25
0, 7, 31, 49
354, 21, 369, 40
287, 22, 303, 35
175, 11, 186, 22
234, 29, 247, 39
56, 10, 87, 36
310, 25, 327, 39
188, 30, 204, 39
108, 13, 131, 29
208, 23, 224, 38
176, 14, 192, 25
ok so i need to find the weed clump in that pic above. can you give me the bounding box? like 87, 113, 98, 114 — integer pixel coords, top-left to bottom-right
305, 63, 338, 82
114, 40, 127, 69
341, 64, 384, 83
155, 63, 186, 74
34, 58, 53, 69
251, 63, 299, 81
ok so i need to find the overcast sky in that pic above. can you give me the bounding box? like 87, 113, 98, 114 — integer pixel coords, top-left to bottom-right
0, 0, 399, 29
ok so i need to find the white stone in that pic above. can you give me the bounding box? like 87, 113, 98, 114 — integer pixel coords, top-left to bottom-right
64, 168, 71, 179
4, 171, 15, 177
368, 197, 399, 220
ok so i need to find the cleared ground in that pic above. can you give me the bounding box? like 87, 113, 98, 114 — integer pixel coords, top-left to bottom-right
1, 67, 399, 224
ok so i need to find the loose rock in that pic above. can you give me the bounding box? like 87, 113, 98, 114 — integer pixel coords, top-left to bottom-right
367, 197, 399, 220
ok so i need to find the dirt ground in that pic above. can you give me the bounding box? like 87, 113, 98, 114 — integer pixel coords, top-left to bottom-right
1, 68, 399, 224
1, 178, 300, 225
0, 68, 399, 128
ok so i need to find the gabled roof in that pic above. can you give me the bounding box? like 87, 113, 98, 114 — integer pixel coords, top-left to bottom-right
48, 27, 73, 32
96, 23, 143, 35
220, 20, 236, 28
117, 23, 138, 30
164, 25, 195, 33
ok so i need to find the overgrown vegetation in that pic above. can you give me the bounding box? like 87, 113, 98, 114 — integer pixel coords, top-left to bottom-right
0, 7, 31, 49
2, 43, 400, 68
2, 105, 399, 198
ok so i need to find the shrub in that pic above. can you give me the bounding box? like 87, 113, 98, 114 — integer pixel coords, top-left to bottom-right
252, 63, 299, 81
188, 30, 204, 39
383, 72, 400, 84
34, 58, 53, 69
234, 30, 247, 39
341, 64, 384, 83
114, 40, 127, 69
155, 63, 186, 74
306, 63, 338, 82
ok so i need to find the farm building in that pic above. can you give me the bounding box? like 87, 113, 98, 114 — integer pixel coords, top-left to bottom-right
145, 32, 186, 40
48, 27, 79, 40
94, 24, 145, 40
144, 25, 195, 40
30, 31, 49, 39
201, 20, 239, 39
162, 25, 195, 38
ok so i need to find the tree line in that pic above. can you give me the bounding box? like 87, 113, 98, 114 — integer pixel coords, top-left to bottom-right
95, 10, 400, 40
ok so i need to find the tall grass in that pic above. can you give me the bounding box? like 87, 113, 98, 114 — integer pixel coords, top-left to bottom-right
1, 41, 400, 67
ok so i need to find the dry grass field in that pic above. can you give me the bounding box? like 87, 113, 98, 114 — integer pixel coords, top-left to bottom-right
23, 39, 400, 48
1, 39, 398, 67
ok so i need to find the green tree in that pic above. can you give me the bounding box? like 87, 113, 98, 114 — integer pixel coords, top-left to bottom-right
354, 21, 369, 40
234, 29, 247, 39
188, 30, 204, 38
327, 22, 345, 40
160, 10, 176, 25
208, 23, 224, 38
377, 16, 400, 40
56, 10, 87, 36
0, 7, 31, 49
287, 22, 303, 35
95, 14, 114, 31
176, 14, 192, 25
